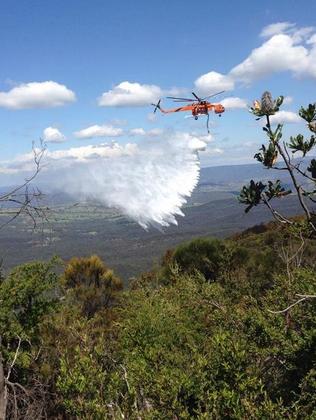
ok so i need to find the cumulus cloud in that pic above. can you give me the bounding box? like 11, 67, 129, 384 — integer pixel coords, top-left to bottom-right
48, 142, 138, 162
98, 81, 162, 107
194, 71, 234, 96
220, 97, 248, 109
43, 127, 66, 143
74, 124, 124, 139
260, 22, 296, 38
307, 34, 316, 45
269, 110, 301, 125
0, 81, 76, 109
7, 142, 137, 170
195, 23, 316, 92
230, 33, 312, 83
98, 82, 188, 108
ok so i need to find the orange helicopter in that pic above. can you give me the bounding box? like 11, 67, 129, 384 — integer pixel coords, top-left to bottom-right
151, 91, 225, 133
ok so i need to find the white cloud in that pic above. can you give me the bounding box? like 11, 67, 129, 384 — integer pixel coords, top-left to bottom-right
6, 143, 138, 171
147, 128, 163, 136
260, 22, 296, 38
0, 81, 76, 109
43, 127, 66, 143
194, 71, 234, 96
307, 34, 316, 45
195, 23, 316, 93
230, 34, 310, 83
260, 22, 314, 43
129, 128, 146, 136
165, 87, 189, 97
74, 124, 124, 139
47, 142, 138, 162
283, 96, 293, 105
3, 131, 210, 173
98, 81, 162, 107
128, 128, 163, 137
220, 97, 248, 109
292, 27, 315, 44
268, 110, 301, 125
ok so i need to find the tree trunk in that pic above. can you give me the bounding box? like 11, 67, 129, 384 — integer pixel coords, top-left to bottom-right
0, 348, 7, 420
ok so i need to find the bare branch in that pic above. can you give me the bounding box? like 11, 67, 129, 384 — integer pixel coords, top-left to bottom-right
261, 193, 293, 225
6, 381, 29, 396
0, 141, 45, 201
0, 140, 49, 231
296, 293, 316, 298
292, 164, 316, 182
5, 337, 21, 381
268, 294, 316, 314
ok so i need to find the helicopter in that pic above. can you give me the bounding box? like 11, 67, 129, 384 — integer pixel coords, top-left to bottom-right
151, 91, 225, 133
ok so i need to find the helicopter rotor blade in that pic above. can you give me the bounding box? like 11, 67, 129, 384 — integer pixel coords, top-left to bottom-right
172, 99, 196, 103
192, 92, 202, 101
166, 96, 195, 101
202, 90, 225, 100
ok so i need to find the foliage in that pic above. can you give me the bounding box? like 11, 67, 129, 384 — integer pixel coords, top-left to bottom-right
105, 275, 287, 419
161, 237, 228, 282
240, 92, 316, 234
307, 158, 316, 178
299, 103, 316, 125
288, 134, 315, 157
62, 255, 123, 317
254, 142, 278, 167
0, 259, 59, 340
239, 180, 267, 213
0, 225, 315, 418
0, 258, 60, 418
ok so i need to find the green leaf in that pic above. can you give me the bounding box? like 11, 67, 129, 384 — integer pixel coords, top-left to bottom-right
238, 180, 266, 213
288, 134, 315, 157
299, 103, 316, 123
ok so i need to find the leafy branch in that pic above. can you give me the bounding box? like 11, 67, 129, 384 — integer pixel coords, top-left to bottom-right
239, 91, 316, 234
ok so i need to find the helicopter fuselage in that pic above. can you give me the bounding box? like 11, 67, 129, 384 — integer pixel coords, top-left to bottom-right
192, 102, 224, 118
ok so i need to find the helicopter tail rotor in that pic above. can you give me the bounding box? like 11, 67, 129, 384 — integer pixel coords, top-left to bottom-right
151, 99, 162, 113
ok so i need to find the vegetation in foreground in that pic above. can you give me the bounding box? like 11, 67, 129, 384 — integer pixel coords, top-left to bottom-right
0, 223, 315, 418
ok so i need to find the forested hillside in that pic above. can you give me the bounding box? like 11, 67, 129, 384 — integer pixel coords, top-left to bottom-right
0, 220, 316, 418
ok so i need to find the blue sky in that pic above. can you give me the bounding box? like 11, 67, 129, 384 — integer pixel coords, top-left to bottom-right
1, 0, 316, 173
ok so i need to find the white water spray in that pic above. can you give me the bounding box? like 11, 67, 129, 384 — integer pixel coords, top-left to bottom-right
48, 132, 209, 228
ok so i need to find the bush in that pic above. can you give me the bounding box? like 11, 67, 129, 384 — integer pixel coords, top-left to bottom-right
163, 237, 228, 282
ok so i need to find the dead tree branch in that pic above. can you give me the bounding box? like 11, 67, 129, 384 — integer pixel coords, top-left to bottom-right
268, 294, 316, 314
0, 140, 48, 230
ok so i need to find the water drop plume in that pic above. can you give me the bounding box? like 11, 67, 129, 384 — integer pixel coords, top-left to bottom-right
55, 133, 208, 228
